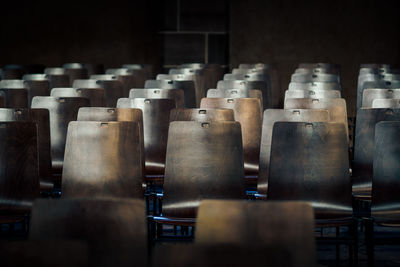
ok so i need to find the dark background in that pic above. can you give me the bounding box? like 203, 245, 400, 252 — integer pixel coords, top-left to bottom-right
1, 0, 400, 115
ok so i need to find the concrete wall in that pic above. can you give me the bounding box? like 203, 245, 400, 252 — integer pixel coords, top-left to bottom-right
230, 0, 400, 115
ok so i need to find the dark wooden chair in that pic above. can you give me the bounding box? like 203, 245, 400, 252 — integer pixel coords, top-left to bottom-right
288, 81, 342, 91
22, 74, 51, 106
365, 121, 400, 266
105, 68, 138, 96
31, 96, 90, 175
206, 88, 263, 110
29, 198, 147, 267
50, 87, 106, 107
129, 88, 184, 108
123, 63, 154, 79
145, 79, 196, 108
0, 108, 53, 192
200, 97, 262, 176
295, 67, 340, 75
257, 109, 330, 195
285, 89, 341, 101
353, 108, 400, 200
63, 64, 89, 85
44, 68, 70, 88
179, 63, 225, 90
0, 87, 28, 108
0, 64, 25, 79
0, 121, 40, 223
268, 121, 357, 265
194, 200, 317, 267
362, 88, 400, 108
372, 98, 400, 108
117, 98, 175, 177
151, 121, 245, 237
291, 73, 340, 83
0, 96, 4, 107
78, 77, 124, 107
170, 108, 234, 122
62, 121, 143, 198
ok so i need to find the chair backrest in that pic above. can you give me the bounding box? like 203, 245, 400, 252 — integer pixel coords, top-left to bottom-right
0, 65, 25, 79
63, 67, 88, 86
123, 63, 153, 79
170, 108, 235, 122
0, 121, 40, 216
105, 68, 137, 95
44, 68, 70, 88
288, 82, 341, 91
299, 63, 340, 71
22, 75, 51, 106
73, 79, 101, 88
89, 76, 125, 107
353, 108, 400, 192
200, 98, 262, 175
117, 98, 175, 175
195, 200, 316, 267
163, 121, 246, 218
29, 198, 147, 267
62, 122, 143, 198
295, 67, 339, 75
284, 89, 341, 101
0, 79, 25, 88
0, 108, 52, 188
372, 99, 400, 108
0, 88, 28, 108
0, 96, 4, 107
129, 88, 184, 108
362, 89, 400, 108
284, 98, 348, 140
291, 73, 339, 83
372, 121, 400, 223
145, 79, 196, 108
206, 88, 263, 109
268, 122, 352, 219
50, 87, 106, 107
31, 96, 90, 173
257, 109, 330, 194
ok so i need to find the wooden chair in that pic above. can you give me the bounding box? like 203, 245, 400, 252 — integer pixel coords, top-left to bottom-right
51, 87, 106, 107
284, 89, 341, 102
29, 198, 147, 267
372, 99, 400, 108
31, 96, 90, 175
0, 87, 28, 108
0, 96, 4, 107
88, 75, 125, 107
170, 108, 234, 122
63, 64, 89, 85
22, 74, 51, 106
105, 68, 138, 95
362, 89, 400, 108
206, 88, 263, 110
44, 68, 70, 88
288, 81, 341, 91
129, 88, 184, 108
200, 97, 262, 176
291, 73, 340, 83
257, 109, 330, 195
62, 121, 143, 198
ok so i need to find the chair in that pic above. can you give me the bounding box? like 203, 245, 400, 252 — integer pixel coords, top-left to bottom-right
268, 121, 356, 264
288, 81, 341, 91
123, 64, 154, 79
105, 68, 138, 95
44, 68, 70, 88
0, 96, 4, 107
0, 87, 28, 108
145, 79, 196, 108
200, 98, 262, 176
29, 198, 147, 267
362, 89, 400, 108
359, 81, 400, 108
0, 108, 53, 192
353, 108, 400, 199
0, 64, 25, 79
62, 122, 143, 198
63, 64, 88, 85
237, 63, 279, 98
299, 63, 340, 71
22, 74, 51, 106
0, 121, 40, 223
77, 77, 124, 107
365, 121, 400, 265
372, 99, 400, 108
206, 88, 263, 109
160, 121, 245, 219
129, 88, 184, 108
257, 109, 330, 195
31, 96, 90, 175
291, 73, 340, 83
50, 87, 106, 107
217, 79, 271, 108
194, 200, 317, 267
157, 74, 204, 107
117, 98, 175, 177
284, 89, 341, 101
284, 98, 348, 139
295, 67, 339, 75
169, 108, 235, 122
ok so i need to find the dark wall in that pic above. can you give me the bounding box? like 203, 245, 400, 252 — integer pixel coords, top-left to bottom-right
230, 0, 400, 115
0, 0, 161, 69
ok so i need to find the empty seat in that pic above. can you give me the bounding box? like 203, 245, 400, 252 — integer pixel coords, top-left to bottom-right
0, 121, 40, 221
291, 73, 340, 83
353, 108, 400, 198
162, 121, 246, 218
288, 81, 341, 91
206, 88, 263, 109
201, 98, 262, 175
195, 200, 316, 267
78, 77, 124, 107
284, 89, 340, 102
0, 87, 28, 108
129, 88, 184, 108
62, 63, 89, 84
257, 109, 330, 194
29, 198, 147, 267
169, 108, 235, 122
62, 121, 143, 198
0, 108, 52, 192
0, 64, 25, 79
44, 68, 70, 88
284, 98, 348, 139
295, 67, 339, 75
50, 87, 106, 107
123, 63, 154, 79
372, 98, 400, 108
145, 79, 196, 108
22, 74, 51, 106
362, 89, 400, 108
31, 96, 90, 174
117, 98, 175, 176
105, 68, 139, 95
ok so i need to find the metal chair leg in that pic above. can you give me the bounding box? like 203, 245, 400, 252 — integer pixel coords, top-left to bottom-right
365, 218, 374, 267
336, 226, 340, 265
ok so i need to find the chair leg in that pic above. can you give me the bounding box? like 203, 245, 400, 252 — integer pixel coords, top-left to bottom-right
336, 226, 340, 265
156, 222, 163, 239
364, 218, 374, 267
352, 219, 359, 267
